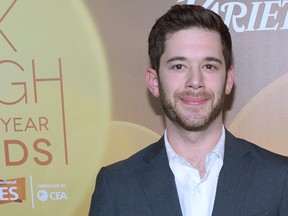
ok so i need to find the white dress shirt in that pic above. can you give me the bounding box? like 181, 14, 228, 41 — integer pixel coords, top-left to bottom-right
164, 127, 225, 216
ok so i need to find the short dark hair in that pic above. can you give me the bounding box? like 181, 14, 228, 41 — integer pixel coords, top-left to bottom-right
148, 4, 233, 74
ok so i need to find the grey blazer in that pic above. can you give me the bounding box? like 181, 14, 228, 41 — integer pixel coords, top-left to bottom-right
89, 130, 288, 216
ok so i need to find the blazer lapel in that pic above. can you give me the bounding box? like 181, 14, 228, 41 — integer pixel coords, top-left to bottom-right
136, 138, 182, 216
212, 130, 257, 216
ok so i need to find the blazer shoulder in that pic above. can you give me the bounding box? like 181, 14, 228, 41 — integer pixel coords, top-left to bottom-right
234, 136, 288, 166
102, 136, 165, 173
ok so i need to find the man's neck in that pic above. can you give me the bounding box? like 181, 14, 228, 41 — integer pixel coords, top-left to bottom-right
165, 118, 224, 173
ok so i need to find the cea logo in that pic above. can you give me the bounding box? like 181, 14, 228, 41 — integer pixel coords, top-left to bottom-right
37, 190, 68, 202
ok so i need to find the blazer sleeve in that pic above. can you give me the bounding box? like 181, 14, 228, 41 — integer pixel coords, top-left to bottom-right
280, 169, 288, 215
89, 167, 118, 216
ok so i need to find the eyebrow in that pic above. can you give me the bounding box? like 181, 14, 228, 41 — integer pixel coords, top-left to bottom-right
166, 56, 186, 64
205, 57, 223, 65
166, 56, 223, 65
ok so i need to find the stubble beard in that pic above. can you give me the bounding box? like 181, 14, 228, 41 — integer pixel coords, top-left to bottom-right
159, 82, 226, 132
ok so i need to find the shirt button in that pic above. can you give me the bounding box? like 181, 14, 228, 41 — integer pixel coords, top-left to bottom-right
197, 188, 201, 193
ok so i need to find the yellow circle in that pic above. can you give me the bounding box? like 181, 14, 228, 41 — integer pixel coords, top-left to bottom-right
1, 1, 110, 215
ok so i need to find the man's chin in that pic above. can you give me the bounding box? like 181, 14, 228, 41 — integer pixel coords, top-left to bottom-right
173, 117, 210, 132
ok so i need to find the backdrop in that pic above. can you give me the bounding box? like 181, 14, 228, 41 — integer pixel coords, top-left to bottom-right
1, 0, 287, 215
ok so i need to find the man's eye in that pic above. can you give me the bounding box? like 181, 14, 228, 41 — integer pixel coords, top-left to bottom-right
173, 64, 184, 70
204, 64, 215, 70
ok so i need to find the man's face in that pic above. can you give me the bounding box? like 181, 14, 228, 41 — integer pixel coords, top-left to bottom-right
147, 27, 234, 131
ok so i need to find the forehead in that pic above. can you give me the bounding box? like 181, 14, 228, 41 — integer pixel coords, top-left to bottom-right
163, 27, 223, 57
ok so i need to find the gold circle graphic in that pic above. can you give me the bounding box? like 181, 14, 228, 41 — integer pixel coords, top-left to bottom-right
229, 73, 288, 156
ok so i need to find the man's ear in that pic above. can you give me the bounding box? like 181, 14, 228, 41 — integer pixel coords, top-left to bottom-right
146, 67, 160, 97
225, 66, 235, 95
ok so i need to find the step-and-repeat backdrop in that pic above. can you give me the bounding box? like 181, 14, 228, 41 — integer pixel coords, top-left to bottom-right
1, 0, 287, 215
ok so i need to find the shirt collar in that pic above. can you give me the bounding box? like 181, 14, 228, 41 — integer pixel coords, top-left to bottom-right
164, 126, 225, 162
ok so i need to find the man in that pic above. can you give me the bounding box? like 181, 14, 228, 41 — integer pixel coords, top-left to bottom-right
89, 4, 288, 216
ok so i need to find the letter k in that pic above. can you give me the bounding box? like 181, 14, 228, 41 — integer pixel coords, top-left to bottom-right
0, 0, 18, 52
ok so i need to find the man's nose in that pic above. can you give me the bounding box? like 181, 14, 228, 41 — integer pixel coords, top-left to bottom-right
185, 68, 204, 90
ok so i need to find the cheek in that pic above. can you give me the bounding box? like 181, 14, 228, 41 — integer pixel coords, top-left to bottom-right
160, 76, 181, 94
207, 77, 226, 95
